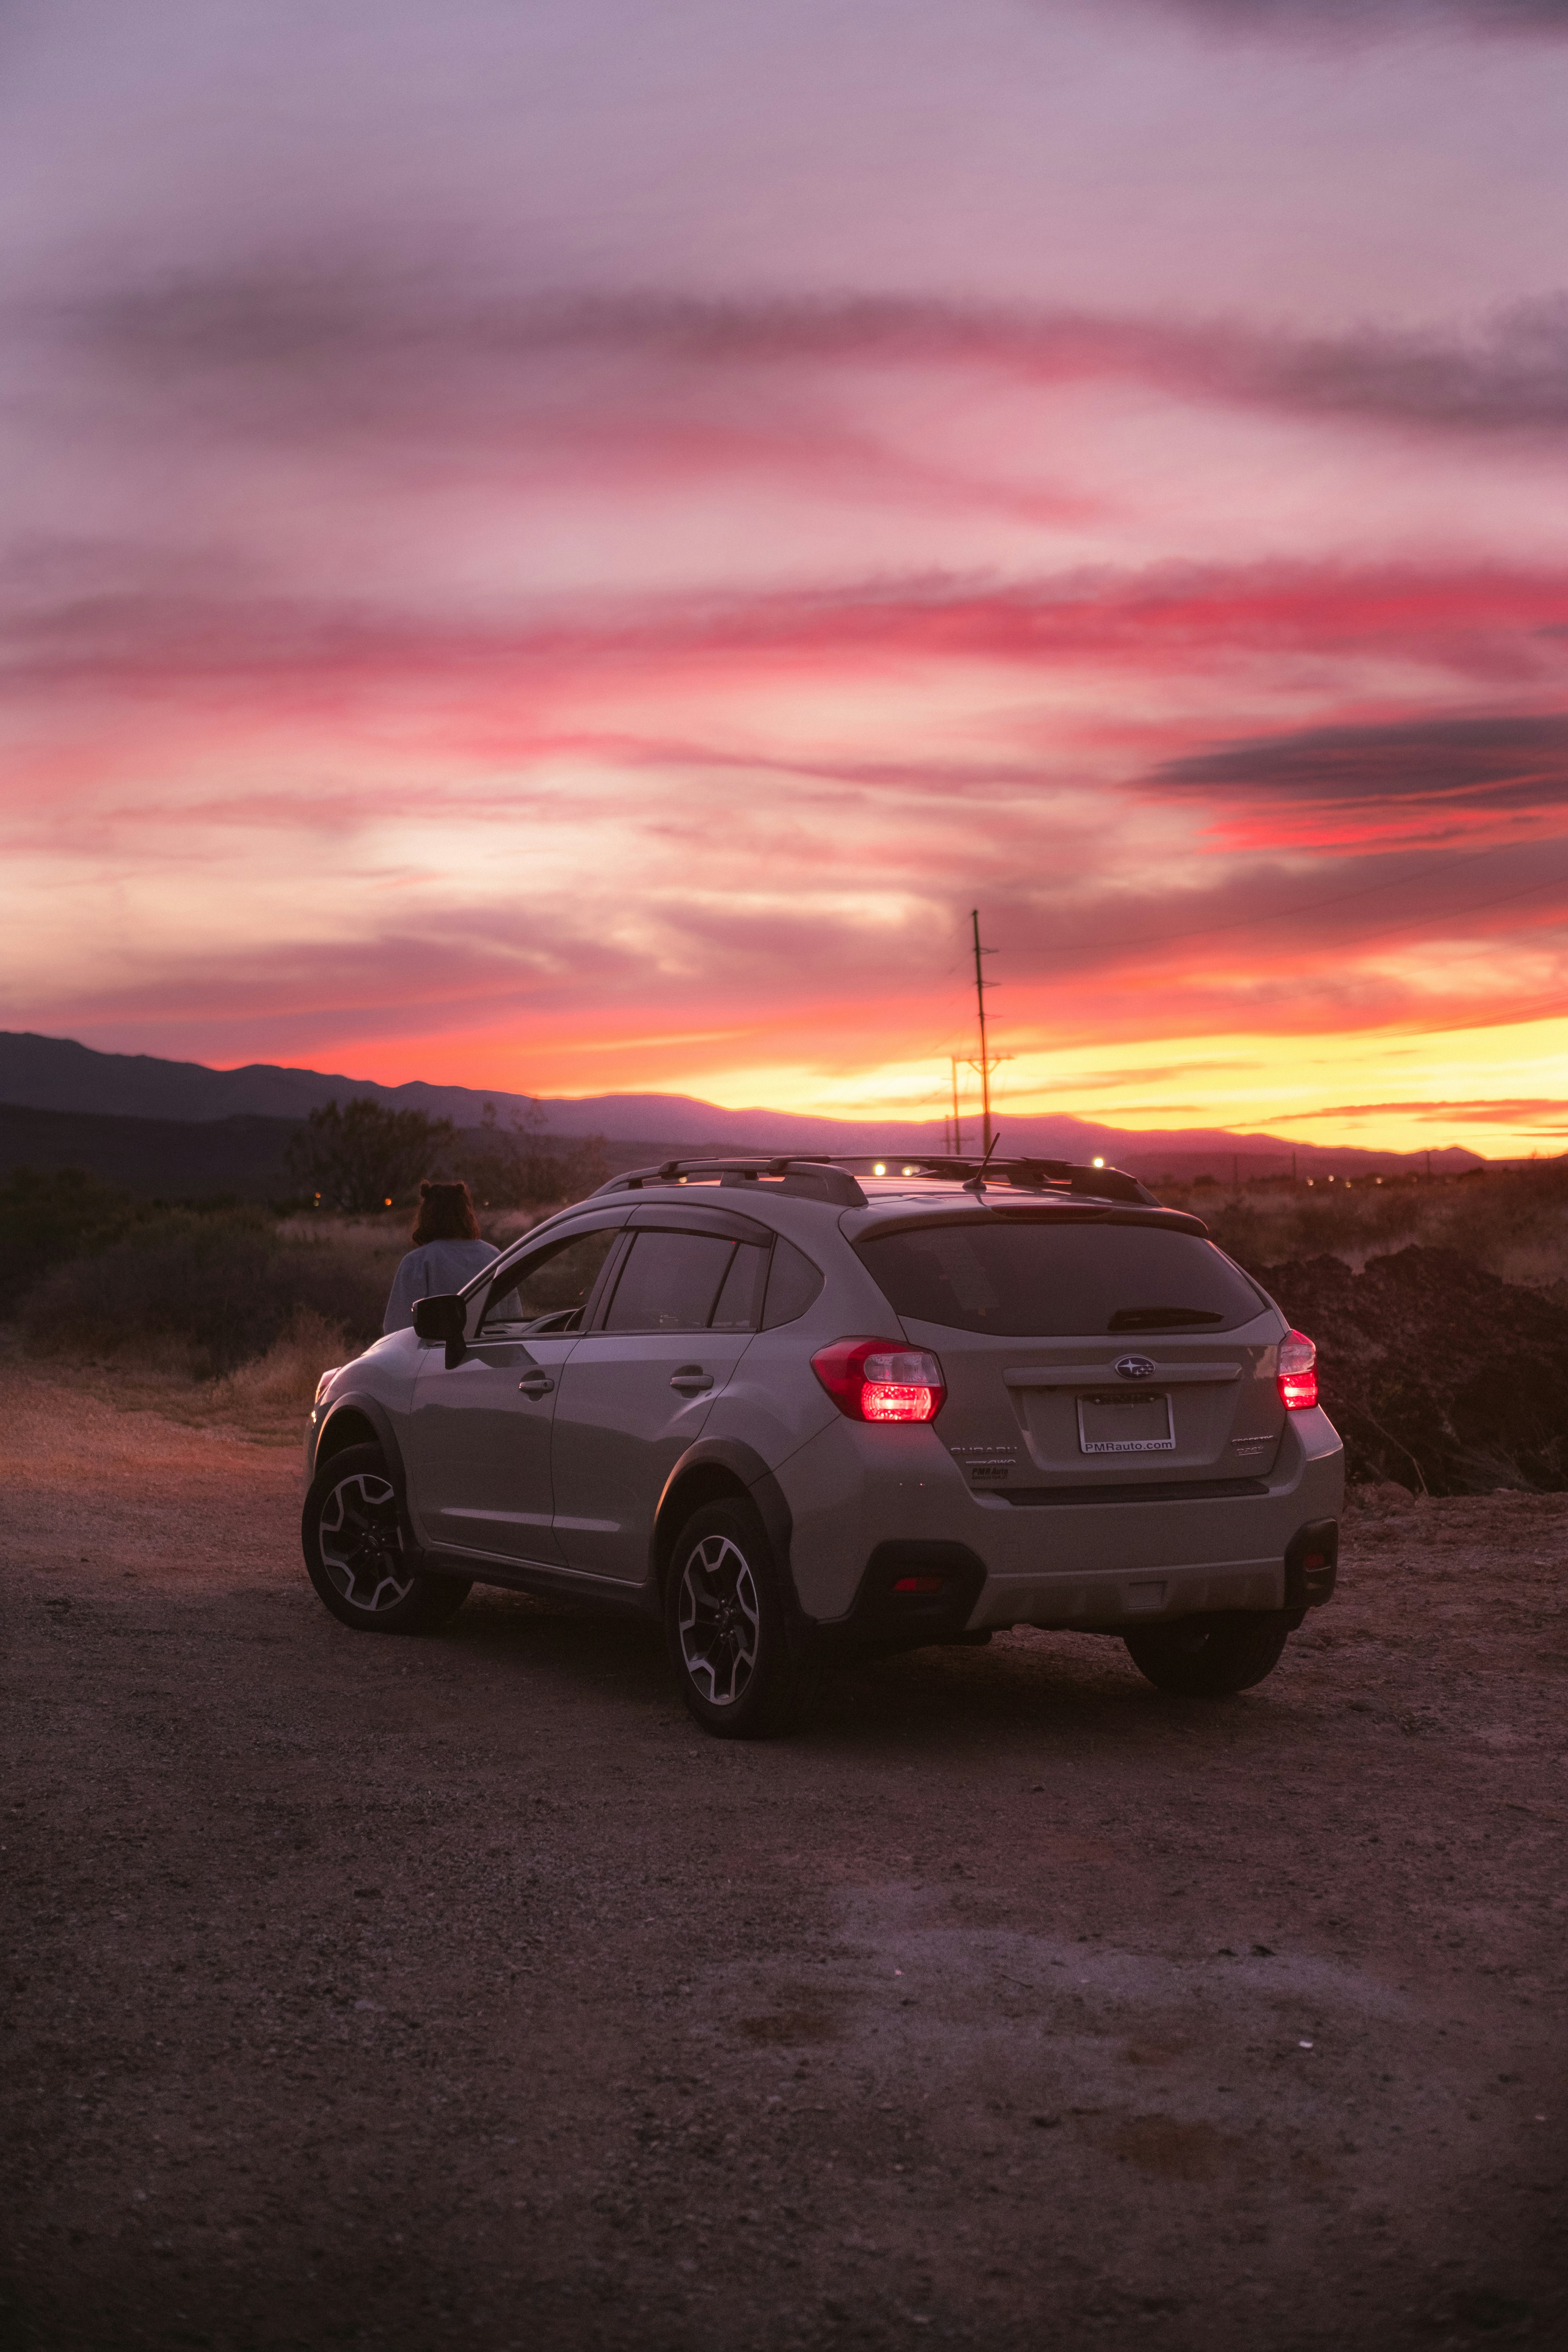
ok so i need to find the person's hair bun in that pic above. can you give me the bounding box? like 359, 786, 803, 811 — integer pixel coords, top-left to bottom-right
409, 1176, 480, 1244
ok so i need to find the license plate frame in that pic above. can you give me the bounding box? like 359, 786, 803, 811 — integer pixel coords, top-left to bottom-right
1076, 1390, 1175, 1455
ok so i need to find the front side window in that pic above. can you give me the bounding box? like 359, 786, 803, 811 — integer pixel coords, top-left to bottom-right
479, 1226, 620, 1335
856, 1222, 1265, 1337
602, 1231, 738, 1333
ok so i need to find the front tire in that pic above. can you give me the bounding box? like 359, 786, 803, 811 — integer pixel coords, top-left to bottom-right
303, 1444, 470, 1635
665, 1498, 815, 1739
1123, 1611, 1291, 1697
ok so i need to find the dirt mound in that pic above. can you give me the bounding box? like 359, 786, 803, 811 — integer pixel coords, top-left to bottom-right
1254, 1244, 1568, 1494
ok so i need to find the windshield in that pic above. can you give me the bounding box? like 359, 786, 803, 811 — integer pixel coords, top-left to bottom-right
856, 1221, 1266, 1338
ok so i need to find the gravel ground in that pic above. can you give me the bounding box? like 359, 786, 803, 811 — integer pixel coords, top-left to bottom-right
3, 1358, 1565, 2352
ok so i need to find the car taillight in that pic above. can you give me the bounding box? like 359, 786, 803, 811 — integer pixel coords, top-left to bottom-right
811, 1338, 946, 1423
1278, 1330, 1318, 1412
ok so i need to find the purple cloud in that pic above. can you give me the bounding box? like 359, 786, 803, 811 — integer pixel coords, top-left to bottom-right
37, 266, 1568, 442
1153, 1, 1568, 29
1153, 711, 1568, 813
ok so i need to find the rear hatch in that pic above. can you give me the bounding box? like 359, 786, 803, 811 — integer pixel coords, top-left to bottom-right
851, 1208, 1284, 1496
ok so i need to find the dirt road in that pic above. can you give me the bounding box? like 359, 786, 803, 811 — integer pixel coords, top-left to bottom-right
3, 1358, 1564, 2351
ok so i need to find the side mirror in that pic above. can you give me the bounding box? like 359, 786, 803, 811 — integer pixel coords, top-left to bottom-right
413, 1294, 468, 1365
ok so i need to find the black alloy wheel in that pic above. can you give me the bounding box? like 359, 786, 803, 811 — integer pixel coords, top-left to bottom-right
302, 1444, 470, 1634
1123, 1610, 1291, 1697
665, 1497, 815, 1739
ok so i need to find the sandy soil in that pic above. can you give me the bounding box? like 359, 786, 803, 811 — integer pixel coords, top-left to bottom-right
3, 1355, 1565, 2352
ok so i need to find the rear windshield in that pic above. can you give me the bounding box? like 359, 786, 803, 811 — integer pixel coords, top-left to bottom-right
856, 1221, 1267, 1337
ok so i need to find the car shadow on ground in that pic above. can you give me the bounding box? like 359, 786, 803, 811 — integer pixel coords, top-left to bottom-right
435, 1584, 1291, 1760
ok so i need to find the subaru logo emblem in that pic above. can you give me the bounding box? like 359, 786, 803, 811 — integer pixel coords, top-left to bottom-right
1115, 1354, 1156, 1380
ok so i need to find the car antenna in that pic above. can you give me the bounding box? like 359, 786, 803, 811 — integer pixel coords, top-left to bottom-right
963, 1132, 1002, 1195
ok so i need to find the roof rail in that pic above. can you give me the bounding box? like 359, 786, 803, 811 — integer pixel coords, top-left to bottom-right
845, 1155, 1156, 1205
591, 1156, 868, 1209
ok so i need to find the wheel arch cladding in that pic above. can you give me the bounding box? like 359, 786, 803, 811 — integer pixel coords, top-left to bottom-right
315, 1397, 406, 1493
652, 1439, 795, 1600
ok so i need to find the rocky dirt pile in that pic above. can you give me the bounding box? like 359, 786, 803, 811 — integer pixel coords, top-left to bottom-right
1255, 1244, 1568, 1495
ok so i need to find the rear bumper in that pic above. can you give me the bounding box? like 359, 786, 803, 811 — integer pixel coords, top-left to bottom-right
779, 1409, 1345, 1637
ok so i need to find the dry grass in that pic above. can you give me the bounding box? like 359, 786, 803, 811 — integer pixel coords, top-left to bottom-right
216, 1304, 352, 1413
1164, 1165, 1568, 1292
0, 1305, 351, 1450
2, 1213, 564, 1449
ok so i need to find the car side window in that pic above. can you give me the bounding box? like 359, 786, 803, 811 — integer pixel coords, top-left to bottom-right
602, 1231, 737, 1333
479, 1227, 620, 1336
710, 1241, 769, 1331
761, 1238, 823, 1328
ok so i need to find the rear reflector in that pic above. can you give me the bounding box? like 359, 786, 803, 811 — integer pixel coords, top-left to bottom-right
1277, 1329, 1318, 1412
811, 1338, 946, 1423
892, 1576, 945, 1594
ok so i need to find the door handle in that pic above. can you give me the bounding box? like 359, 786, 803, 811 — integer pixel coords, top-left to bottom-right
671, 1366, 714, 1394
517, 1373, 555, 1398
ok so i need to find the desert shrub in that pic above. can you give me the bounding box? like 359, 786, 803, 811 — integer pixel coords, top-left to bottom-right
0, 1166, 139, 1311
21, 1207, 281, 1372
19, 1207, 399, 1375
273, 1233, 400, 1341
218, 1304, 352, 1411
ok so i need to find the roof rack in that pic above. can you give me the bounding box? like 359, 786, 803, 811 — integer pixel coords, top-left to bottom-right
591, 1157, 868, 1208
850, 1155, 1156, 1205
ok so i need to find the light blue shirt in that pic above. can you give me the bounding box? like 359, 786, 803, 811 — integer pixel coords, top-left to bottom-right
383, 1238, 499, 1334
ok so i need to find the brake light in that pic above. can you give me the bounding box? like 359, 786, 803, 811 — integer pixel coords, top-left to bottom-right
811, 1337, 946, 1423
1278, 1330, 1318, 1412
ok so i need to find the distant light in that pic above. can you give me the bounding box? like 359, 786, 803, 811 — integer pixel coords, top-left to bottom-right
901, 1164, 918, 1176
873, 1162, 887, 1176
1092, 1157, 1105, 1168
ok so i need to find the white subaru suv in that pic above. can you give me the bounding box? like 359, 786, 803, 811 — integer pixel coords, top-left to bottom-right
303, 1157, 1343, 1737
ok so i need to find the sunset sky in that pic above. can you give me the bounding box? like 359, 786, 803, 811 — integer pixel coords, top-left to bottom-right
3, 0, 1567, 1155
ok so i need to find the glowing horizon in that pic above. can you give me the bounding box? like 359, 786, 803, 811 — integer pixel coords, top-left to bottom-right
2, 1, 1566, 1162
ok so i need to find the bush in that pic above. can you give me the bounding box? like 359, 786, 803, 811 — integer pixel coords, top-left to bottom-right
218, 1305, 352, 1411
273, 1231, 401, 1345
0, 1166, 138, 1312
19, 1207, 400, 1376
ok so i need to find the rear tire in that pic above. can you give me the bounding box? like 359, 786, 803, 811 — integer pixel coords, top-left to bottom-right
303, 1444, 471, 1635
1123, 1611, 1290, 1697
665, 1498, 815, 1739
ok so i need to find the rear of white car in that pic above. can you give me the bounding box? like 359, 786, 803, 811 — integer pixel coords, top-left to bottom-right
720, 1185, 1342, 1687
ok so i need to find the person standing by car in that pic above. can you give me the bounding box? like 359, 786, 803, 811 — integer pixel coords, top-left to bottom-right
382, 1180, 497, 1333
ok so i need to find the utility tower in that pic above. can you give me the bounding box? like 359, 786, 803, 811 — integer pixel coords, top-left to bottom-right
965, 908, 1010, 1158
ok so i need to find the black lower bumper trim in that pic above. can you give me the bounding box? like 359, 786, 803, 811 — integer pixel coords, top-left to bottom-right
1284, 1518, 1339, 1610
811, 1540, 988, 1656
